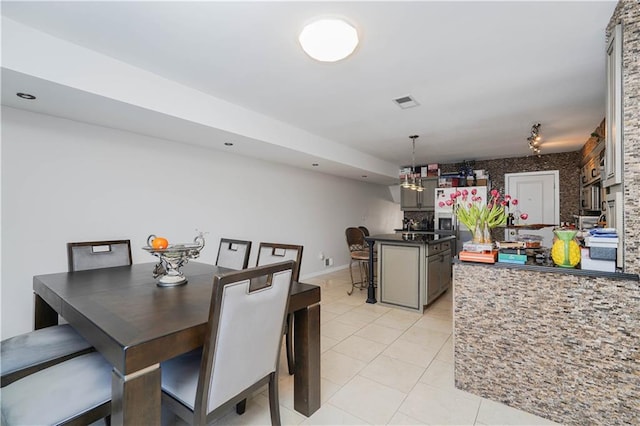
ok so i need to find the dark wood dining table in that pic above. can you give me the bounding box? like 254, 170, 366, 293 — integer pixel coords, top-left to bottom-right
33, 262, 321, 425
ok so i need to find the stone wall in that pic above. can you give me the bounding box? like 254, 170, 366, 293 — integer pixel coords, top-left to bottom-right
579, 119, 605, 159
609, 1, 640, 275
439, 151, 581, 224
454, 262, 640, 425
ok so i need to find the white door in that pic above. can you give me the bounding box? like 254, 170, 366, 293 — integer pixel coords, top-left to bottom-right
505, 171, 559, 247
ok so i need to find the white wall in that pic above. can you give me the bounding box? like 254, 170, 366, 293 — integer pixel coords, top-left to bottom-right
1, 106, 403, 339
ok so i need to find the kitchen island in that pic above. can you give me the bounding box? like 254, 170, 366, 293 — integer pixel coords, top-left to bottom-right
453, 260, 639, 424
366, 233, 455, 312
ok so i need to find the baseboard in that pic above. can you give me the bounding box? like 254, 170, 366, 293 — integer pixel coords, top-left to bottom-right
300, 264, 349, 280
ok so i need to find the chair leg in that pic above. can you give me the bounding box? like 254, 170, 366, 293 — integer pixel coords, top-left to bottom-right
286, 314, 295, 375
361, 260, 369, 291
347, 258, 356, 295
236, 399, 247, 415
268, 371, 281, 426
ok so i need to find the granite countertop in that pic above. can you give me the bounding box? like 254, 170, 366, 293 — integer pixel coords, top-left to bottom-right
367, 233, 456, 245
452, 258, 639, 281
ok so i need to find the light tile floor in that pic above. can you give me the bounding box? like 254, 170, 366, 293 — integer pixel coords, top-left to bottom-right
184, 268, 558, 425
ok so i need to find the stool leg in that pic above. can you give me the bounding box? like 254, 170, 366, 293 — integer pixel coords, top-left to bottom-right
358, 261, 366, 290
348, 257, 356, 295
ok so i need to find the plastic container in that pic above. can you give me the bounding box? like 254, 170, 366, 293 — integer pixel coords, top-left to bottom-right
517, 234, 543, 248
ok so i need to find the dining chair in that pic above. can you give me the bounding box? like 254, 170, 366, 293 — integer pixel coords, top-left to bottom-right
215, 238, 252, 270
345, 227, 370, 295
1, 239, 132, 387
0, 352, 112, 425
161, 261, 294, 426
67, 239, 132, 271
256, 242, 303, 376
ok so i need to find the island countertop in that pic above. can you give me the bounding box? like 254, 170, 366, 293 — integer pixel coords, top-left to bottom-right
366, 233, 456, 245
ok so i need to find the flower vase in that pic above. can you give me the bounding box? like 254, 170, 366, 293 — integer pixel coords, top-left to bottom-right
472, 220, 483, 244
551, 229, 581, 268
482, 221, 492, 244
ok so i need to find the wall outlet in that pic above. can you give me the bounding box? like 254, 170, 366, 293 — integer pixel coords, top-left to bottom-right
324, 258, 334, 267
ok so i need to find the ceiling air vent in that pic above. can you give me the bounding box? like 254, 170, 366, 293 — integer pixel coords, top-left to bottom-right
393, 95, 419, 109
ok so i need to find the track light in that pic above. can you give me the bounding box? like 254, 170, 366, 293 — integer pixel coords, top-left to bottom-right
526, 123, 542, 157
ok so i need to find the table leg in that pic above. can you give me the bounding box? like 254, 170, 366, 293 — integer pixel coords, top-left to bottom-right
111, 364, 161, 425
34, 294, 58, 329
293, 304, 321, 416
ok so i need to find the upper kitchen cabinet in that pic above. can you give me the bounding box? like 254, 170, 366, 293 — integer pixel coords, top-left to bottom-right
604, 23, 623, 188
401, 177, 438, 211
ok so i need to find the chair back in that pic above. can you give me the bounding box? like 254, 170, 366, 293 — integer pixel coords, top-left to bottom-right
256, 242, 303, 282
345, 227, 366, 252
67, 240, 132, 272
215, 238, 252, 270
194, 261, 294, 422
358, 226, 370, 236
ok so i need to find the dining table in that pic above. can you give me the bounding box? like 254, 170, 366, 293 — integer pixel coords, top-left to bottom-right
33, 261, 321, 425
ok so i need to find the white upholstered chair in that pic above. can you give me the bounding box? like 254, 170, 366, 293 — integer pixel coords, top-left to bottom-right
215, 238, 252, 270
256, 242, 303, 376
0, 352, 112, 425
1, 240, 131, 387
161, 261, 294, 425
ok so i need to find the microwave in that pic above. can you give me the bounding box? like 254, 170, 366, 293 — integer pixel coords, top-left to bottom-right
574, 215, 599, 230
581, 184, 601, 211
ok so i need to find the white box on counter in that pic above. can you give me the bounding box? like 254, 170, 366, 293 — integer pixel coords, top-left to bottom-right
584, 236, 618, 246
580, 248, 615, 272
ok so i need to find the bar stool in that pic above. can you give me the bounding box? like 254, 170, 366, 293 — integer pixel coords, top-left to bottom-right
345, 227, 370, 295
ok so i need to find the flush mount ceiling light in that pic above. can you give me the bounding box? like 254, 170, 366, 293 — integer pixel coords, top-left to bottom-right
527, 122, 542, 156
299, 18, 359, 62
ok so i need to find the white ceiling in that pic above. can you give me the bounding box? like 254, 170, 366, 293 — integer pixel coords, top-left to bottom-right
1, 1, 616, 185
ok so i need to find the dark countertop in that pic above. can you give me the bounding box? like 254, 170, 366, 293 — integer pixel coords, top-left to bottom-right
367, 233, 456, 245
452, 258, 639, 281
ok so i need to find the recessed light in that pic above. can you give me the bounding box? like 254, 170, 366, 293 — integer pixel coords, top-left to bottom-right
17, 92, 36, 100
224, 142, 234, 146
312, 163, 319, 167
299, 18, 359, 62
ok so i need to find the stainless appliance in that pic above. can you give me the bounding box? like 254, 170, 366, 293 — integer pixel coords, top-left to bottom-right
434, 186, 488, 255
581, 183, 601, 212
574, 215, 599, 230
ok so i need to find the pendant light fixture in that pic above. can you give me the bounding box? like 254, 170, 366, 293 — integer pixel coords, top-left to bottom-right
401, 135, 423, 192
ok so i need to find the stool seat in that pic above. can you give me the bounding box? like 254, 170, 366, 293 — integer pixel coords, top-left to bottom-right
350, 250, 369, 261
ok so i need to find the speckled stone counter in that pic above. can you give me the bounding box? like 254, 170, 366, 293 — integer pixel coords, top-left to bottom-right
453, 262, 639, 425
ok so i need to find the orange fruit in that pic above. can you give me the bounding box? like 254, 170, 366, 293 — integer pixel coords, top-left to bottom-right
151, 237, 169, 249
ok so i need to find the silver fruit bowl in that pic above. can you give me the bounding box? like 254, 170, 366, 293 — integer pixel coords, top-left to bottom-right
142, 232, 205, 287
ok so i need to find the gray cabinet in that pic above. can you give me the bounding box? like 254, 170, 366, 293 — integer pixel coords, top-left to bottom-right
604, 23, 623, 187
427, 255, 441, 301
401, 178, 438, 211
379, 244, 421, 310
376, 237, 453, 312
426, 241, 451, 304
